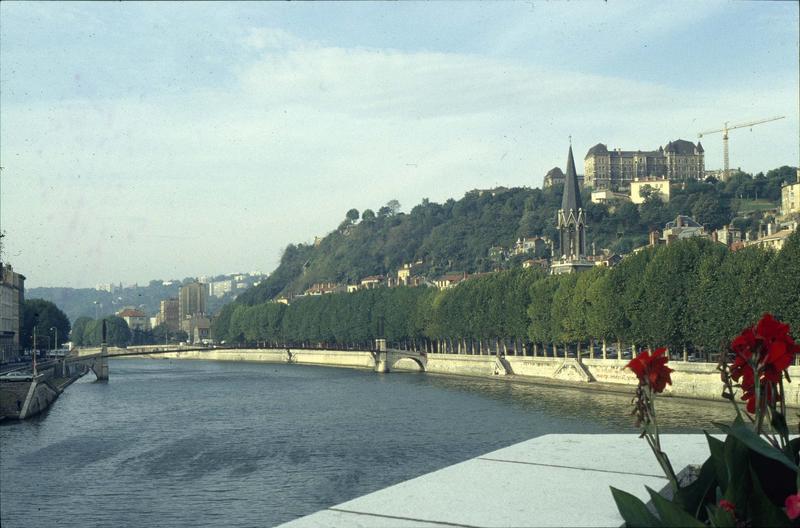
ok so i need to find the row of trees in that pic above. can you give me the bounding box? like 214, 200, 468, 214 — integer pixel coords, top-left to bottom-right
214, 233, 799, 354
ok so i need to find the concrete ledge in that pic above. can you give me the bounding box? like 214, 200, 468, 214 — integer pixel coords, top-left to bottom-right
280, 434, 711, 528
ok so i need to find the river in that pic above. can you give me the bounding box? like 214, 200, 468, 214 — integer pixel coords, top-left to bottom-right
0, 358, 735, 527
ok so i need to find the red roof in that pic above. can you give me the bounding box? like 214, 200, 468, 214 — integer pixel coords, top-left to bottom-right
117, 308, 146, 318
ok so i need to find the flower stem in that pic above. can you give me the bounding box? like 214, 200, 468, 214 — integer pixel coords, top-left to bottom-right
646, 389, 679, 491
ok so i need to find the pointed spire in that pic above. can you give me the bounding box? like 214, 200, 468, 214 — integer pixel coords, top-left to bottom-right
561, 144, 582, 213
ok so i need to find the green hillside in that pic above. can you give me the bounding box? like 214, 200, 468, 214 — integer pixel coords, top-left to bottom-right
236, 165, 797, 306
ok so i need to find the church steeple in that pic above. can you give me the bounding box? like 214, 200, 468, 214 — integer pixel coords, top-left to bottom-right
553, 142, 590, 275
561, 144, 583, 214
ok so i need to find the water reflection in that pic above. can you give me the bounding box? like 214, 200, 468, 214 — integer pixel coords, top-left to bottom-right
424, 374, 739, 433
0, 359, 749, 527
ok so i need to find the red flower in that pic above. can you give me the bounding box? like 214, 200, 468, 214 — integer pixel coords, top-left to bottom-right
626, 347, 673, 393
718, 499, 736, 515
729, 314, 799, 413
785, 493, 800, 520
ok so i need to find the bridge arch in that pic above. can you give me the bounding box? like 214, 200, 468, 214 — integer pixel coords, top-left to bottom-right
387, 352, 427, 372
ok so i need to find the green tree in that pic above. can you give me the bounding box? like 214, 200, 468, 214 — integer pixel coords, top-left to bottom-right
361, 209, 376, 222
20, 299, 71, 349
70, 316, 93, 346
761, 231, 800, 332
527, 277, 558, 347
345, 208, 360, 223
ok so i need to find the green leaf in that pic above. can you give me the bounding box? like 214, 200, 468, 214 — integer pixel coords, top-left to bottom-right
785, 437, 800, 465
706, 432, 728, 494
705, 504, 736, 528
646, 487, 704, 527
748, 466, 791, 527
723, 434, 751, 507
714, 416, 798, 472
675, 457, 717, 520
772, 410, 790, 441
610, 486, 663, 527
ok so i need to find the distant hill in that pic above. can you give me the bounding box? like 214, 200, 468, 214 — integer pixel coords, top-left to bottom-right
236, 165, 795, 306
27, 273, 264, 324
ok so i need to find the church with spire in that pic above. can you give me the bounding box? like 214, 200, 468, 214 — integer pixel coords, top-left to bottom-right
551, 142, 594, 275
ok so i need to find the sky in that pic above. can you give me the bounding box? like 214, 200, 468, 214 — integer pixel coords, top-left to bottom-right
1, 1, 798, 288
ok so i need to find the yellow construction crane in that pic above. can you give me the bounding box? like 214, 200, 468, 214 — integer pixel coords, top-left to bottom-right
698, 115, 785, 180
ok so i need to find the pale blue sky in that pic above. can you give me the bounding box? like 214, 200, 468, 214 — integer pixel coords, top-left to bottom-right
1, 1, 798, 288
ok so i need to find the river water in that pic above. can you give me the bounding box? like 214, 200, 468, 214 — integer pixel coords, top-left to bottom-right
1, 359, 735, 527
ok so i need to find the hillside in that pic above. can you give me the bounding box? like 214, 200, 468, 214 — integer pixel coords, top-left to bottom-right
236, 165, 796, 306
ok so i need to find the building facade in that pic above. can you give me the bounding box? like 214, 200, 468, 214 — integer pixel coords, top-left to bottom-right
782, 181, 800, 216
0, 264, 25, 362
630, 178, 671, 204
584, 139, 704, 190
179, 282, 207, 321
157, 298, 180, 330
117, 308, 149, 332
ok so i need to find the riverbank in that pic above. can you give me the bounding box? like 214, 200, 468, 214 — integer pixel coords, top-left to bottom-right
97, 346, 791, 407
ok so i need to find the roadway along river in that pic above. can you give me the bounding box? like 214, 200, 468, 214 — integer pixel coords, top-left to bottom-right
1, 358, 735, 527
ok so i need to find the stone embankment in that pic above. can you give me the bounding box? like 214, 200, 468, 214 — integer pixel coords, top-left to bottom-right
0, 362, 90, 420
101, 345, 800, 407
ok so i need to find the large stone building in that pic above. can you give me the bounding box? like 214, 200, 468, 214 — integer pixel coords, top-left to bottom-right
178, 281, 207, 322
551, 145, 593, 275
584, 139, 704, 190
0, 264, 25, 362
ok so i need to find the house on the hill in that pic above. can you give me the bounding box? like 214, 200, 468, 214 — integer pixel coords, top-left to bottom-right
359, 275, 385, 290
305, 282, 344, 296
434, 272, 467, 290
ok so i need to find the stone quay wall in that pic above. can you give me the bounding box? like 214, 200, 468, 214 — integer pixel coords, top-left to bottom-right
82, 346, 800, 407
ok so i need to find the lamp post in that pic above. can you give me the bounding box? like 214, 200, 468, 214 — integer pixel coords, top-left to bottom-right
50, 327, 58, 352
32, 326, 38, 376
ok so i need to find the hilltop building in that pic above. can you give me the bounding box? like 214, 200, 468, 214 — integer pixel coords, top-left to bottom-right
0, 264, 25, 362
542, 167, 584, 189
551, 144, 594, 275
584, 139, 704, 190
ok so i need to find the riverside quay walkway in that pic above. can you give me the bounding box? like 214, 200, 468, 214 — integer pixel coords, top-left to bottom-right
78, 343, 800, 408
280, 434, 712, 528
